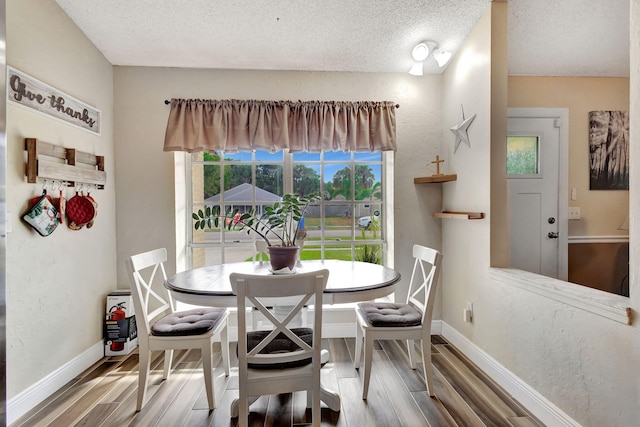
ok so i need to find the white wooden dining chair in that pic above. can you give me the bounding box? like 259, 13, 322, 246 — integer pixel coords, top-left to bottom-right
252, 240, 308, 330
126, 248, 230, 411
251, 240, 270, 330
230, 269, 330, 427
354, 244, 442, 399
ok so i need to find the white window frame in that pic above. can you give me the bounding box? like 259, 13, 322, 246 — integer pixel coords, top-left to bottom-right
178, 150, 394, 269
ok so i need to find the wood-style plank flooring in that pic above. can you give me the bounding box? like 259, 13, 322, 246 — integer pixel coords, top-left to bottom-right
12, 336, 544, 427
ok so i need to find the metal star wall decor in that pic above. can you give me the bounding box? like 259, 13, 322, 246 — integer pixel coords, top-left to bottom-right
450, 105, 476, 153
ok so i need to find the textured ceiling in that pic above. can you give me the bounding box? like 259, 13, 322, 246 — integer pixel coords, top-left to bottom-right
54, 0, 629, 77
508, 0, 629, 76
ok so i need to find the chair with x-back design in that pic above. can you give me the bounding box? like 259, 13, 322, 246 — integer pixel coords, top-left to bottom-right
251, 240, 308, 330
126, 248, 230, 411
231, 269, 329, 427
354, 244, 442, 399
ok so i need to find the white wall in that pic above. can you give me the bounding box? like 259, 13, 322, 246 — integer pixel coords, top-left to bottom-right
6, 0, 116, 399
441, 0, 494, 344
113, 68, 445, 309
442, 3, 640, 426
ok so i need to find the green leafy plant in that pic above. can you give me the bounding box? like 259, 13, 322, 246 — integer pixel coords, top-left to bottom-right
193, 193, 321, 247
356, 216, 381, 264
357, 244, 381, 264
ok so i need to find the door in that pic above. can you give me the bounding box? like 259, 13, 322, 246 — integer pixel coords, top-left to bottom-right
508, 111, 567, 280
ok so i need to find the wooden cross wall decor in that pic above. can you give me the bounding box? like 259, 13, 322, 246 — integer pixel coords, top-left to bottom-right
431, 155, 445, 176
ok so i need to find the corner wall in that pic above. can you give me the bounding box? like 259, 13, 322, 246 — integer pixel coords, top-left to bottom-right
442, 2, 639, 426
441, 0, 494, 343
6, 0, 115, 403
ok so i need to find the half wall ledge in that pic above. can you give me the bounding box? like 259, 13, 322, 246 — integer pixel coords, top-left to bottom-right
490, 268, 632, 325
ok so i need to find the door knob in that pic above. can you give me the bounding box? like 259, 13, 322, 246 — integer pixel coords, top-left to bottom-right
548, 217, 556, 224
547, 232, 559, 239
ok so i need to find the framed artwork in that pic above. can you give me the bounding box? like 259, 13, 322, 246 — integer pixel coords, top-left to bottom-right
589, 111, 629, 190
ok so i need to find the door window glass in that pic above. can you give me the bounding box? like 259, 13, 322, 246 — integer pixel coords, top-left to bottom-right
507, 136, 539, 175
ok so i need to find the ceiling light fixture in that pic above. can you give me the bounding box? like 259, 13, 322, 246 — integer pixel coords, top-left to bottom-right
408, 40, 453, 75
433, 49, 453, 67
408, 62, 424, 76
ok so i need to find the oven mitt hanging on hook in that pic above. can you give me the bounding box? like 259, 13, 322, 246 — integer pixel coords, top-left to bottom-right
66, 191, 96, 230
22, 190, 60, 236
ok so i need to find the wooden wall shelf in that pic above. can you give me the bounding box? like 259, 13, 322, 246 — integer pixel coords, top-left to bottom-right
414, 174, 457, 184
433, 211, 485, 220
25, 138, 106, 188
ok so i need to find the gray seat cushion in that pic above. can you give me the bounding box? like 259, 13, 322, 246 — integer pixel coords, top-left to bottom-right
242, 327, 313, 369
358, 302, 422, 327
151, 307, 226, 336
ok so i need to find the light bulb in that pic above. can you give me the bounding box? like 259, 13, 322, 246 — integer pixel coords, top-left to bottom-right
408, 62, 424, 76
411, 43, 430, 61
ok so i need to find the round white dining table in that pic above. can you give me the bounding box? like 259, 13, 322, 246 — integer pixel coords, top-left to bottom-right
165, 259, 401, 307
164, 259, 401, 414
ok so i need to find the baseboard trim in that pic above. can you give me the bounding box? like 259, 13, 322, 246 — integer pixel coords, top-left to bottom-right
569, 235, 629, 244
322, 322, 357, 338
440, 322, 580, 427
7, 341, 105, 425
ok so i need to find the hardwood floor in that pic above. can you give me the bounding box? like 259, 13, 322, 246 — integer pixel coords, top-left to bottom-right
12, 336, 544, 427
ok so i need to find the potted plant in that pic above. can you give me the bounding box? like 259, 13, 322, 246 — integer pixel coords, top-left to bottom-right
356, 216, 381, 264
193, 192, 321, 270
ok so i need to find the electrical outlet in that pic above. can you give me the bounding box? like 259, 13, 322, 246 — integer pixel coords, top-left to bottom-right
569, 207, 581, 220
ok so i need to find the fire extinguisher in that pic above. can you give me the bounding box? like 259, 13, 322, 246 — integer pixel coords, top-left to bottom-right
109, 303, 126, 351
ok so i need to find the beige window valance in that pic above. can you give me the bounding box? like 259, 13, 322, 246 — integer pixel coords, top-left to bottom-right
163, 99, 397, 153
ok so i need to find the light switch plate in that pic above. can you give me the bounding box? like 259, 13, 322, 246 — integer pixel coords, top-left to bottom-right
569, 207, 581, 220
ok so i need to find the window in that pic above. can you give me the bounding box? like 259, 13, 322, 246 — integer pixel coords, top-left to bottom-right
188, 150, 389, 268
506, 135, 539, 175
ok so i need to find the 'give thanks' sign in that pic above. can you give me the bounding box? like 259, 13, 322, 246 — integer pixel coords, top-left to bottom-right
7, 67, 101, 135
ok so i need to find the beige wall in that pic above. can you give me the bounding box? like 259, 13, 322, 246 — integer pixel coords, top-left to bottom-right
509, 76, 629, 237
440, 3, 639, 426
7, 0, 116, 397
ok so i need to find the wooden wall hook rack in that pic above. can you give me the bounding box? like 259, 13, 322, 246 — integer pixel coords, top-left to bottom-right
24, 138, 106, 189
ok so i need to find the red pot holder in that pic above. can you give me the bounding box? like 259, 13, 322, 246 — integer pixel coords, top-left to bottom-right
66, 192, 96, 230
